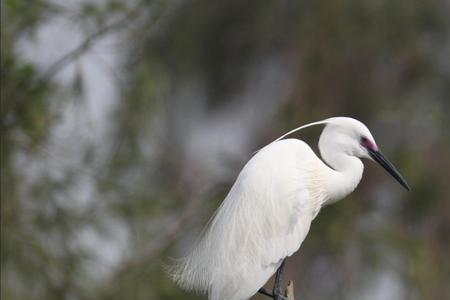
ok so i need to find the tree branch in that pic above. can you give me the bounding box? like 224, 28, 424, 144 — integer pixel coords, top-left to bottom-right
285, 280, 295, 300
40, 1, 145, 81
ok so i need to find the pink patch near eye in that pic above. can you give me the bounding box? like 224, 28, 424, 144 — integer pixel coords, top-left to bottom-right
362, 139, 378, 151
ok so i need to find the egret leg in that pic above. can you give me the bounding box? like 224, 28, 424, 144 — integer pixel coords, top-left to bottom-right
258, 260, 288, 300
272, 259, 286, 300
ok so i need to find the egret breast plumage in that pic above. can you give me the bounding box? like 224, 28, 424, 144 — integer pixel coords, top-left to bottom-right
170, 117, 409, 300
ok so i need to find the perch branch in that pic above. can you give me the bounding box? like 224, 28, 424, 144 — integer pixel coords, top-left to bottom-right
285, 280, 295, 300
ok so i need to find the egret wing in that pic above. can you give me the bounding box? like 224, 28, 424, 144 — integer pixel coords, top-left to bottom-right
172, 139, 322, 300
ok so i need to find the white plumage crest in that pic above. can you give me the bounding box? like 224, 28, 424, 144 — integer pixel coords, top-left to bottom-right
251, 119, 329, 156
272, 119, 330, 142
272, 117, 372, 144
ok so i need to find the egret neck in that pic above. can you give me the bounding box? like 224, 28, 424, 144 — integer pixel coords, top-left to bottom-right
320, 151, 364, 205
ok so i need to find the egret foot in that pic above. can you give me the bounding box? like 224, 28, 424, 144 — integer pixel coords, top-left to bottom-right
258, 259, 287, 300
272, 259, 286, 300
258, 288, 273, 298
257, 288, 288, 300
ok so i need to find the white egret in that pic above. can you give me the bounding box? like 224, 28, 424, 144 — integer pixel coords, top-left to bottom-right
170, 117, 409, 300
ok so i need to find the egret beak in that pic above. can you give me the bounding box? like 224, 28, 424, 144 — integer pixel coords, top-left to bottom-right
368, 148, 410, 191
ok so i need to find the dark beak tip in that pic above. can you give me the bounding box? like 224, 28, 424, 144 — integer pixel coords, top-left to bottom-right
404, 183, 411, 192
369, 149, 410, 192
397, 179, 410, 192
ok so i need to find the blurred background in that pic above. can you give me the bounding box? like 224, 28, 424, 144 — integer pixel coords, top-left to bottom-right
2, 0, 450, 299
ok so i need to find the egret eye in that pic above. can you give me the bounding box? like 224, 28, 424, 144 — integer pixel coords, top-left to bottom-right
360, 137, 368, 144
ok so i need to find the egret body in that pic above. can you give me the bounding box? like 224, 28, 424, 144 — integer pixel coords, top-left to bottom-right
171, 117, 409, 300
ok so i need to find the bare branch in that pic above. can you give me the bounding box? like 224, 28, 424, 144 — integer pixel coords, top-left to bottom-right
40, 1, 145, 81
285, 280, 295, 300
39, 0, 189, 83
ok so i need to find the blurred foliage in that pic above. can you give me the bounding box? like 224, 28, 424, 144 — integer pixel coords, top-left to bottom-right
2, 0, 450, 300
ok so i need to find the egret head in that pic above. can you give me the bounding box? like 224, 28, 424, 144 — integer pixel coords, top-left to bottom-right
320, 117, 410, 190
319, 117, 375, 159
